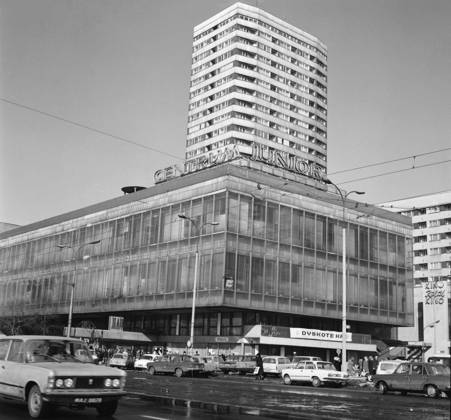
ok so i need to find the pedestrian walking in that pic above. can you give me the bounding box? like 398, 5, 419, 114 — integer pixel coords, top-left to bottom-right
372, 355, 379, 375
362, 356, 369, 376
255, 352, 264, 380
368, 355, 374, 376
333, 349, 342, 371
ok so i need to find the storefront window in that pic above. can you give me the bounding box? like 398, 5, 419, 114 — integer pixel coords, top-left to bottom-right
239, 196, 252, 235
280, 206, 291, 244
359, 226, 368, 260
251, 256, 264, 293
278, 262, 290, 297
253, 199, 265, 238
292, 209, 303, 246
228, 193, 239, 232
265, 259, 276, 295
305, 212, 315, 249
316, 216, 326, 250
266, 203, 279, 241
237, 254, 250, 292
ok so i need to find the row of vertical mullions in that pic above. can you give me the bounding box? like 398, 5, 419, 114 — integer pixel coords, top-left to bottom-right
224, 189, 408, 317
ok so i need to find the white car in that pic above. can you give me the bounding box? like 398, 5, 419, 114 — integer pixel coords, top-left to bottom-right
134, 354, 157, 370
262, 356, 295, 376
0, 335, 126, 418
108, 353, 129, 369
281, 360, 349, 387
292, 355, 322, 363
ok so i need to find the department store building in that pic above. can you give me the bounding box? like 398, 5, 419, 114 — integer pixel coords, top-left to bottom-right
0, 3, 414, 359
0, 155, 412, 359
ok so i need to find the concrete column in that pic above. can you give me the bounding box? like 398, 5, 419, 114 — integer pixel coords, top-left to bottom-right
280, 346, 285, 356
217, 312, 221, 336
176, 314, 180, 336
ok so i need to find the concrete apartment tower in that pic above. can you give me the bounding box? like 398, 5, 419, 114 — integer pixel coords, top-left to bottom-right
185, 3, 328, 175
381, 191, 451, 359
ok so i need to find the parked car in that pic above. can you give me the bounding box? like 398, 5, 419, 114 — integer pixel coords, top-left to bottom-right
262, 356, 295, 376
146, 355, 205, 377
375, 359, 404, 375
192, 356, 221, 375
372, 362, 450, 398
0, 335, 126, 418
134, 354, 157, 370
108, 353, 130, 369
234, 355, 257, 375
218, 355, 239, 374
292, 356, 322, 363
282, 360, 349, 387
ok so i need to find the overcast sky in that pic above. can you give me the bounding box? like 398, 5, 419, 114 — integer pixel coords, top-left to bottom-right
1, 0, 450, 226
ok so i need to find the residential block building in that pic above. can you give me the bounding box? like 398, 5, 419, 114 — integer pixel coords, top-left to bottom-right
381, 191, 451, 358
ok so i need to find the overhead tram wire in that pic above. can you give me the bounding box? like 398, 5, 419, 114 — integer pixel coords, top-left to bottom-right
337, 159, 451, 185
0, 97, 184, 161
328, 147, 451, 176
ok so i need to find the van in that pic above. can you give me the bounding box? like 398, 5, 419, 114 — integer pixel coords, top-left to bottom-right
262, 356, 295, 376
375, 359, 404, 375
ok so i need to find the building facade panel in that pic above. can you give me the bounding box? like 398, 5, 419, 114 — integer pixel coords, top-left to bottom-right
1, 166, 413, 346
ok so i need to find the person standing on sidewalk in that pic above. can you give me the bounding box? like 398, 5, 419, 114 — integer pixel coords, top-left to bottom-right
255, 353, 264, 380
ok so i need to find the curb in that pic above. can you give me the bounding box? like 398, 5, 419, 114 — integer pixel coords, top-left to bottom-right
129, 392, 305, 419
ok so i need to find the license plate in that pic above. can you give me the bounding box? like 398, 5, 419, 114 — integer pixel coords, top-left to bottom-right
74, 397, 102, 403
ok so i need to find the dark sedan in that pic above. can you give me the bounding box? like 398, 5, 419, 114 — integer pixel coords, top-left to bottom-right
146, 355, 204, 377
372, 362, 450, 398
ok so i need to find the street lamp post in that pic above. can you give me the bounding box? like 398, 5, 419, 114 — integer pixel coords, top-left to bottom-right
422, 319, 440, 361
178, 214, 218, 353
326, 180, 365, 373
57, 239, 101, 337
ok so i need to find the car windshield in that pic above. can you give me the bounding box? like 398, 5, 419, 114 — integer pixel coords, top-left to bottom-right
25, 339, 94, 363
141, 355, 152, 360
427, 364, 450, 375
316, 362, 335, 370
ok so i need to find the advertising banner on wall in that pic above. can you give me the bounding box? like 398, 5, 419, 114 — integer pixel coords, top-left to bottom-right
423, 279, 447, 306
290, 328, 352, 342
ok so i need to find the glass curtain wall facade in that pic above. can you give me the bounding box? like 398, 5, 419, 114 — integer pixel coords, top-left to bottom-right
0, 187, 412, 330
186, 3, 328, 173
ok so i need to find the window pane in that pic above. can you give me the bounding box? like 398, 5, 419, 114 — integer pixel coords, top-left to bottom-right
251, 256, 264, 293
237, 254, 250, 292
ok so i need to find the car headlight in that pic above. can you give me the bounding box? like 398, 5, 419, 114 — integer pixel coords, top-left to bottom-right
55, 378, 74, 388
112, 379, 120, 388
64, 378, 74, 388
104, 378, 112, 387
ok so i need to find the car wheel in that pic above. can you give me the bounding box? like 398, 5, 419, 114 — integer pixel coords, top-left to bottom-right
283, 374, 292, 385
312, 377, 322, 387
27, 384, 49, 419
425, 384, 438, 398
148, 366, 156, 375
175, 368, 183, 378
96, 400, 118, 417
376, 381, 388, 395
